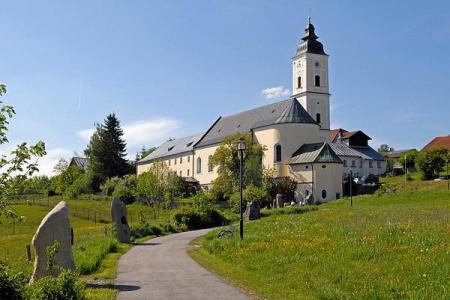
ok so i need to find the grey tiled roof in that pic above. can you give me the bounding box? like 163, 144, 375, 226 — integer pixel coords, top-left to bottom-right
138, 133, 204, 164
329, 142, 365, 158
352, 146, 385, 161
70, 157, 89, 171
195, 98, 316, 148
290, 142, 342, 164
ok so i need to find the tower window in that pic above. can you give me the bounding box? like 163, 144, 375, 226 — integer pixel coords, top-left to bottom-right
274, 144, 282, 162
297, 76, 302, 88
315, 75, 321, 87
316, 113, 321, 124
322, 189, 327, 199
196, 157, 202, 173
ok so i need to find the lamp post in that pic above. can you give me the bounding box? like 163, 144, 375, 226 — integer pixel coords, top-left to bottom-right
236, 139, 246, 240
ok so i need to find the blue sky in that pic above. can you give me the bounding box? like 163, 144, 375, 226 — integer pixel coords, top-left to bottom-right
1, 0, 449, 175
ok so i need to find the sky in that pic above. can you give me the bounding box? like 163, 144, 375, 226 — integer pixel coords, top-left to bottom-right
1, 0, 450, 176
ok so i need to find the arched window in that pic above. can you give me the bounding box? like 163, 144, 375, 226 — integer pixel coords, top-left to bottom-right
316, 113, 321, 124
297, 76, 302, 88
322, 189, 327, 199
315, 75, 320, 87
208, 155, 213, 172
187, 169, 190, 176
196, 157, 202, 174
274, 144, 282, 162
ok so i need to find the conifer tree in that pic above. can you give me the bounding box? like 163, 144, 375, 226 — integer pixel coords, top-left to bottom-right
85, 113, 131, 190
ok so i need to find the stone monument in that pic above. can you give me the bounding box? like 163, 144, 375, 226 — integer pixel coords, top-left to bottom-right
111, 197, 131, 243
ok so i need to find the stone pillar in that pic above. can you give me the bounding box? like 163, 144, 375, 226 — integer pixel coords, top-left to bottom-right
244, 202, 261, 220
30, 201, 75, 283
111, 198, 131, 243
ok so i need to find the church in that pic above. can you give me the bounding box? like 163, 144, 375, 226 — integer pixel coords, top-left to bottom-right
137, 19, 386, 203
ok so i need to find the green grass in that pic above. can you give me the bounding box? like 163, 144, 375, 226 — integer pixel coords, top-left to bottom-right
191, 184, 450, 299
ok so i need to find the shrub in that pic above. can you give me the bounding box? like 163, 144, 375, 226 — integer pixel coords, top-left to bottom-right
0, 260, 26, 300
173, 206, 227, 230
24, 270, 85, 300
230, 184, 269, 213
130, 210, 163, 238
101, 176, 121, 196
112, 175, 136, 204
416, 148, 448, 180
65, 173, 93, 199
264, 176, 297, 201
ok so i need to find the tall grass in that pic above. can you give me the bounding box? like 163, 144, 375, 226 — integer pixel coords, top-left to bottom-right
73, 236, 118, 275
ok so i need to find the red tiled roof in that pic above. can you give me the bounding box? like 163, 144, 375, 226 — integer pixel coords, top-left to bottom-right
330, 128, 347, 142
421, 136, 450, 152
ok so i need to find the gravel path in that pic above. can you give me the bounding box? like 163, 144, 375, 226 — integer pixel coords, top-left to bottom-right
115, 229, 250, 300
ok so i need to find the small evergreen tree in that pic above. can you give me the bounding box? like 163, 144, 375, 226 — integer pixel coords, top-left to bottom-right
84, 113, 131, 190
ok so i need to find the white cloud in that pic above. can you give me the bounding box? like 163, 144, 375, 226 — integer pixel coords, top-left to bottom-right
261, 86, 290, 100
37, 147, 73, 176
77, 118, 180, 148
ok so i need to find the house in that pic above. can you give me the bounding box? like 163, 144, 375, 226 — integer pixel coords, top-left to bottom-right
329, 129, 386, 178
137, 19, 381, 203
381, 149, 417, 174
69, 157, 89, 171
421, 135, 450, 152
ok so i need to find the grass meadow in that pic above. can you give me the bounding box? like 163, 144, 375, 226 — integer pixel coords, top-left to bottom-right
0, 197, 170, 299
191, 177, 450, 299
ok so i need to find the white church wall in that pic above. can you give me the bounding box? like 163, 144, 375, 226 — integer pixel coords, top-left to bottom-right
313, 163, 343, 202
136, 153, 195, 177
193, 144, 219, 186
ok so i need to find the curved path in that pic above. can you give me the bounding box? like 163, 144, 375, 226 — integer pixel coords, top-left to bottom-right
115, 229, 249, 300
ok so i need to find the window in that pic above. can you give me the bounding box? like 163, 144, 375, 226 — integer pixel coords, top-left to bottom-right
188, 156, 190, 163
351, 160, 356, 167
377, 161, 381, 169
305, 165, 309, 169
274, 144, 282, 162
316, 113, 321, 124
315, 75, 320, 87
179, 170, 182, 176
168, 159, 171, 166
369, 161, 373, 168
322, 165, 326, 168
322, 189, 327, 199
180, 157, 183, 164
174, 158, 177, 165
359, 160, 363, 168
208, 155, 213, 172
343, 160, 347, 167
315, 61, 320, 67
297, 76, 302, 88
187, 169, 190, 176
196, 157, 202, 173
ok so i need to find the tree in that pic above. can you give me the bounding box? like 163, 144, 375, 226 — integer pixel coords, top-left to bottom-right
399, 150, 419, 170
84, 114, 132, 190
378, 144, 394, 153
416, 148, 449, 180
53, 158, 69, 175
0, 84, 46, 218
210, 132, 266, 200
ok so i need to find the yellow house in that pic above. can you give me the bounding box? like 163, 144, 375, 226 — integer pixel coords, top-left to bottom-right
137, 19, 348, 203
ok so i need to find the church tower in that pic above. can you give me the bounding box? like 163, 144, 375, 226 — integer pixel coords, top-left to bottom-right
292, 18, 330, 131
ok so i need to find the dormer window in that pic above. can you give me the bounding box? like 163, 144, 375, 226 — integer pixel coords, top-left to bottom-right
168, 146, 174, 151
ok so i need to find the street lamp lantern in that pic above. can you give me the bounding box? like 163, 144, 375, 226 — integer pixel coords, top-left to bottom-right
235, 138, 246, 240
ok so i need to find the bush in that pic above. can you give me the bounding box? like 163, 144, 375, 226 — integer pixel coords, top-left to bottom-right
173, 206, 227, 230
130, 210, 163, 238
230, 185, 269, 213
0, 260, 26, 300
24, 270, 85, 300
101, 176, 121, 196
65, 173, 93, 199
416, 148, 448, 180
112, 175, 136, 204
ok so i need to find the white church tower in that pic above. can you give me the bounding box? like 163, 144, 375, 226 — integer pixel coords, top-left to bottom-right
292, 18, 330, 132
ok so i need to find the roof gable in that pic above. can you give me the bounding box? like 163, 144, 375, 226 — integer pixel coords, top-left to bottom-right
290, 142, 342, 164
